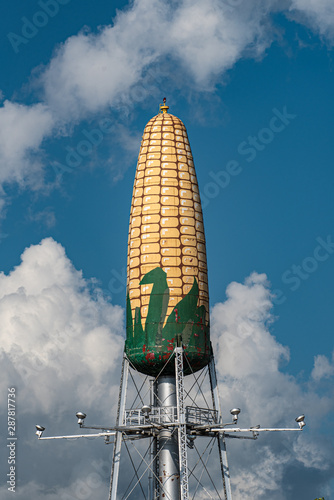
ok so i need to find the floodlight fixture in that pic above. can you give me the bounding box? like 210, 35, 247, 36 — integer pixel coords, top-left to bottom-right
250, 425, 260, 437
76, 412, 87, 426
295, 414, 306, 429
187, 435, 196, 449
230, 408, 241, 423
35, 425, 45, 438
141, 405, 151, 419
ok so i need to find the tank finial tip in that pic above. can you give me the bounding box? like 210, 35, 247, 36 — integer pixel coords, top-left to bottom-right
160, 98, 169, 114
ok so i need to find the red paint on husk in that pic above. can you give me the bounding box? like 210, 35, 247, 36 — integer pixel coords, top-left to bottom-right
146, 352, 155, 360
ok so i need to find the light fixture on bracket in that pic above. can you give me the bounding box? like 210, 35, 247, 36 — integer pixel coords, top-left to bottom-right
230, 408, 241, 423
187, 435, 196, 449
141, 405, 152, 419
76, 412, 87, 426
35, 425, 45, 438
250, 425, 261, 438
295, 414, 306, 429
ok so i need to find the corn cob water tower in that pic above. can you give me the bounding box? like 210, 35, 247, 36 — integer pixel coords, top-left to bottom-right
36, 100, 306, 500
121, 98, 211, 498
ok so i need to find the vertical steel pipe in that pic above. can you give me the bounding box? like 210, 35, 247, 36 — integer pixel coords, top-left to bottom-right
157, 375, 180, 499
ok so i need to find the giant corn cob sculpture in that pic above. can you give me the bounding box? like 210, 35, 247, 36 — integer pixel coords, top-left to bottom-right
125, 99, 210, 376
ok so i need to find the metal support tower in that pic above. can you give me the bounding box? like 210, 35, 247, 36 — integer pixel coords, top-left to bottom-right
36, 344, 305, 499
106, 345, 241, 499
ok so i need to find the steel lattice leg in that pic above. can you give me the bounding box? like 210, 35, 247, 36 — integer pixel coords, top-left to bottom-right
175, 347, 189, 500
217, 435, 233, 500
208, 350, 233, 500
109, 354, 129, 500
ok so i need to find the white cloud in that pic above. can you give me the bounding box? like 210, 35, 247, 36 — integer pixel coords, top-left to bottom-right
41, 22, 158, 122
211, 272, 334, 499
0, 238, 124, 414
40, 0, 278, 118
232, 448, 289, 499
290, 0, 334, 40
211, 272, 289, 379
311, 353, 334, 381
0, 477, 109, 500
168, 0, 278, 87
293, 434, 333, 470
0, 101, 53, 185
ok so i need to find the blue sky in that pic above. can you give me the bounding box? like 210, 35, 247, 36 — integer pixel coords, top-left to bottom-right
1, 1, 334, 499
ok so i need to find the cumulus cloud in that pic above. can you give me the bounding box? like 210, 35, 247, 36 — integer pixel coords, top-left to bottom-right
0, 101, 53, 184
0, 480, 108, 500
41, 0, 166, 121
0, 238, 124, 414
212, 272, 289, 379
167, 0, 279, 85
289, 0, 334, 41
311, 352, 334, 381
211, 272, 334, 499
41, 0, 276, 121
